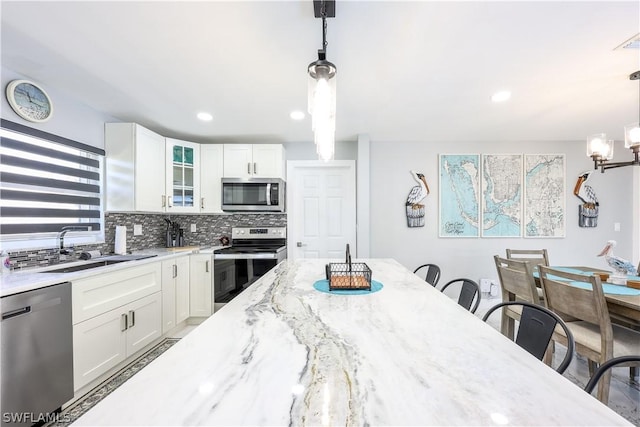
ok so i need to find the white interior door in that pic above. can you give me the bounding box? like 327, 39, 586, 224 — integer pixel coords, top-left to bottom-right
287, 161, 356, 260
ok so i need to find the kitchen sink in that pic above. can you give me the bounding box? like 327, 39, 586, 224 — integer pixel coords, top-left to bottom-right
39, 259, 128, 273
37, 254, 158, 273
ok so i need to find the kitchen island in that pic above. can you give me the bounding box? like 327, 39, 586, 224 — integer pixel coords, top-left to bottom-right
74, 258, 630, 426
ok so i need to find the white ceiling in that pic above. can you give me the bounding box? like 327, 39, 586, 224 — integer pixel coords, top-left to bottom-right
2, 1, 639, 145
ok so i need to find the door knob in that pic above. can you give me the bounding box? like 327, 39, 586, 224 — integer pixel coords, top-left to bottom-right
296, 242, 306, 247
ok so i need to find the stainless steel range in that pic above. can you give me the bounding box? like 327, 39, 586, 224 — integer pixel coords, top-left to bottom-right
213, 227, 286, 303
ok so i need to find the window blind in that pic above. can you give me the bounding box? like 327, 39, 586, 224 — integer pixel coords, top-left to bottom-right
0, 120, 105, 237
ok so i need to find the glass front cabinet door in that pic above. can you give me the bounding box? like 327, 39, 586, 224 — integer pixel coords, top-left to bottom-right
166, 138, 200, 213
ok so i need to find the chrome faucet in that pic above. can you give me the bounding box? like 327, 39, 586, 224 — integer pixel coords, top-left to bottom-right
57, 226, 91, 257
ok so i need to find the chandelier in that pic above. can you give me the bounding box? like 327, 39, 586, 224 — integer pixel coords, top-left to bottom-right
308, 0, 336, 161
587, 71, 640, 172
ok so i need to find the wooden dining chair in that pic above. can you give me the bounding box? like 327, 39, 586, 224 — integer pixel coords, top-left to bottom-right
440, 278, 481, 313
505, 249, 549, 300
482, 301, 575, 374
539, 265, 640, 404
493, 255, 542, 340
413, 263, 441, 287
505, 249, 549, 271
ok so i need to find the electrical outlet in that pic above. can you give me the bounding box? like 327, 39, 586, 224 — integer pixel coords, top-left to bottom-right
614, 222, 621, 232
479, 278, 492, 293
490, 280, 500, 298
190, 224, 197, 233
133, 224, 142, 235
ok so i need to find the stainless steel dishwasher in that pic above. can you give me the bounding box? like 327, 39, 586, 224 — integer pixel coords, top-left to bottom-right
1, 282, 74, 427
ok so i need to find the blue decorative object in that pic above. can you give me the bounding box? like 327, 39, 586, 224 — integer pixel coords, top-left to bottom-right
597, 240, 638, 276
569, 281, 640, 296
313, 279, 384, 295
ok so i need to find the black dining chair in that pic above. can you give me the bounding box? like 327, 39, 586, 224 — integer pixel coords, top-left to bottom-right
584, 355, 640, 395
440, 278, 481, 313
482, 301, 575, 374
413, 264, 441, 287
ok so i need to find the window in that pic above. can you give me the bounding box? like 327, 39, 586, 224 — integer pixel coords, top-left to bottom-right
0, 119, 105, 250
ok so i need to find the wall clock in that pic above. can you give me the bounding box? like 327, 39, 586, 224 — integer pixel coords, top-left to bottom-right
6, 79, 53, 122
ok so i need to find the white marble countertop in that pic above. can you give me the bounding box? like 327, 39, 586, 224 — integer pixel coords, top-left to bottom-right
0, 246, 221, 297
73, 258, 630, 426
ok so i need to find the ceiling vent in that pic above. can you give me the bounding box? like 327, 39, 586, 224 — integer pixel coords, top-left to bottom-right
614, 33, 640, 50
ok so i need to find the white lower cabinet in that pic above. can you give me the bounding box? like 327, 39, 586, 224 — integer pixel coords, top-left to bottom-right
73, 292, 161, 391
161, 255, 190, 334
72, 262, 163, 391
126, 292, 163, 354
190, 253, 213, 317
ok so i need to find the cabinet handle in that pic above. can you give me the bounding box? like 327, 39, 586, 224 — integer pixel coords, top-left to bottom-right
206, 260, 210, 273
121, 313, 128, 331
201, 197, 205, 209
247, 162, 251, 174
162, 195, 166, 208
128, 310, 135, 328
168, 196, 173, 208
253, 162, 257, 174
173, 264, 177, 279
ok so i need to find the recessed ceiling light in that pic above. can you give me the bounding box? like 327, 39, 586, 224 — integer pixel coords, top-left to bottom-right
197, 112, 213, 121
491, 91, 511, 103
290, 110, 305, 120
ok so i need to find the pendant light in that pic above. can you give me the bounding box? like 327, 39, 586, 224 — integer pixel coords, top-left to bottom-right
588, 71, 640, 172
308, 0, 336, 161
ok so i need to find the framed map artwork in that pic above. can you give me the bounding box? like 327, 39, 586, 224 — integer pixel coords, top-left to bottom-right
523, 154, 565, 238
481, 154, 522, 237
439, 154, 480, 237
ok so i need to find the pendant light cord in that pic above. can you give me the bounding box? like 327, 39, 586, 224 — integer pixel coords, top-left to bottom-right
321, 1, 328, 54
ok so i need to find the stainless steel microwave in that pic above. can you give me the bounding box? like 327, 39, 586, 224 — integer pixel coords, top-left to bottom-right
221, 178, 285, 212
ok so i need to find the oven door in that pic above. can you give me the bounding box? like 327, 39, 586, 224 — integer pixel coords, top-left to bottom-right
213, 258, 279, 303
221, 178, 285, 212
213, 248, 286, 303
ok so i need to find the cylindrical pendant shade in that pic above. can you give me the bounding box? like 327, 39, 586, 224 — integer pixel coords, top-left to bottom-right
308, 59, 337, 161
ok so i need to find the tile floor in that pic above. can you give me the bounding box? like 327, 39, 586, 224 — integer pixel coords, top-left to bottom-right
476, 294, 640, 425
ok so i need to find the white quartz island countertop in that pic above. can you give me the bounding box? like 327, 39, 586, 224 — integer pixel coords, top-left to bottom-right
74, 258, 631, 426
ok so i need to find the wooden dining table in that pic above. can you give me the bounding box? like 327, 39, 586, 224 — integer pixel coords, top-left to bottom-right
534, 266, 640, 328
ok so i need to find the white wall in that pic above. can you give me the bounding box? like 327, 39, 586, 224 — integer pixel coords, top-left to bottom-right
284, 140, 357, 161
369, 140, 635, 284
1, 67, 117, 149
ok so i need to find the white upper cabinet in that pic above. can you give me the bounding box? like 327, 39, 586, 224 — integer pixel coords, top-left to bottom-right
165, 138, 200, 213
105, 123, 166, 212
223, 144, 252, 178
106, 124, 286, 213
223, 144, 285, 179
200, 144, 224, 213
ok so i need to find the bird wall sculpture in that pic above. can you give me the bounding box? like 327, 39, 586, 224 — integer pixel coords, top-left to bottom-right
573, 170, 599, 228
597, 240, 638, 276
406, 170, 430, 227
